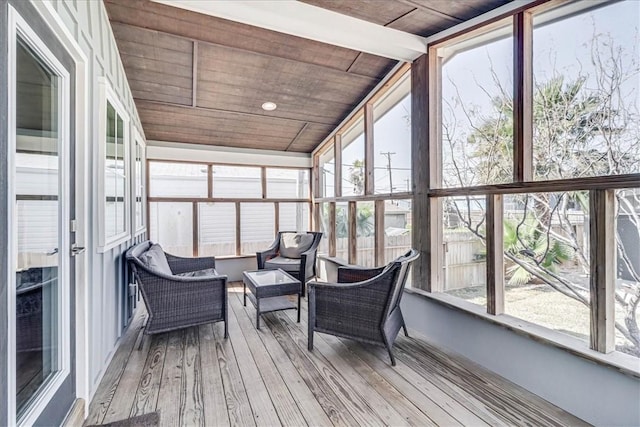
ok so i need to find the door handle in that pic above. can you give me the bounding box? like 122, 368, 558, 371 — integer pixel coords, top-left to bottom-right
71, 245, 86, 256
47, 248, 59, 256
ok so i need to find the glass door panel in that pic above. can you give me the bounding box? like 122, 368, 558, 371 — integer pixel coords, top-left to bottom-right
15, 37, 62, 417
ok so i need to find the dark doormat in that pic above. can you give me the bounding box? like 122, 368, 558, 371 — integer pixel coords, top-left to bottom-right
85, 412, 160, 427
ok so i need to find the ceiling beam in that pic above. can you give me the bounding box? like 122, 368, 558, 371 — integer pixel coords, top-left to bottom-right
151, 0, 428, 62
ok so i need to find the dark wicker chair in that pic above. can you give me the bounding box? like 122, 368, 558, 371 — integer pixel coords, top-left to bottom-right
256, 231, 323, 295
307, 249, 419, 365
126, 241, 228, 338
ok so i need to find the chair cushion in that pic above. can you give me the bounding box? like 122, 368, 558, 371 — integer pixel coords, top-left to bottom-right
176, 268, 219, 278
264, 256, 300, 273
139, 244, 172, 275
265, 256, 314, 280
279, 233, 314, 259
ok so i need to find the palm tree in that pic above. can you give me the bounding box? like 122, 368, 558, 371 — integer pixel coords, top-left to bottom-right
444, 56, 640, 355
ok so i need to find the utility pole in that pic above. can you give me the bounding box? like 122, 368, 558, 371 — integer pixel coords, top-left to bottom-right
380, 151, 396, 193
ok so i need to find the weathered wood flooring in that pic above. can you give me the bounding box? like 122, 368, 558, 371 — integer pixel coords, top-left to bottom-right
86, 285, 589, 426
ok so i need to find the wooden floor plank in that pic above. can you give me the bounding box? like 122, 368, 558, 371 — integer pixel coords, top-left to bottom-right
398, 332, 590, 426
266, 311, 387, 427
230, 293, 333, 427
129, 334, 167, 418
228, 294, 308, 427
276, 309, 411, 426
390, 341, 508, 426
180, 327, 204, 426
396, 336, 588, 427
262, 313, 361, 426
226, 295, 283, 426
85, 311, 144, 425
198, 323, 231, 427
102, 334, 152, 424
156, 330, 186, 426
297, 298, 484, 426
293, 301, 464, 427
283, 307, 437, 427
214, 316, 256, 427
86, 290, 589, 427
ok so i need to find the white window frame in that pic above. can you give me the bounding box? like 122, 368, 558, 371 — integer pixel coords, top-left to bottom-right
97, 77, 130, 251
7, 6, 72, 426
132, 126, 146, 236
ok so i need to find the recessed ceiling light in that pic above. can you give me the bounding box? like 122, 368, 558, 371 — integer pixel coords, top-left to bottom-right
261, 101, 277, 111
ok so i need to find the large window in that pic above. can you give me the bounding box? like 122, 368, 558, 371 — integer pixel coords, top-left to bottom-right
149, 202, 193, 256
532, 1, 639, 180
502, 192, 591, 341
615, 188, 640, 355
384, 199, 412, 264
148, 160, 311, 257
441, 196, 487, 307
267, 168, 309, 199
213, 165, 261, 198
101, 83, 129, 248
132, 130, 145, 234
356, 201, 375, 267
314, 66, 413, 267
424, 0, 640, 362
149, 162, 207, 198
199, 203, 236, 257
241, 203, 275, 255
318, 146, 335, 198
341, 119, 365, 196
439, 21, 513, 188
373, 73, 412, 194
279, 202, 310, 232
335, 202, 349, 261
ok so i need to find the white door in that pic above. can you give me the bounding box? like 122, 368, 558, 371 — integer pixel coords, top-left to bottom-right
8, 4, 77, 425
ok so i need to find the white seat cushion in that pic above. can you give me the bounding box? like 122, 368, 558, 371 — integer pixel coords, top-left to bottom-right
279, 233, 314, 259
264, 256, 314, 280
264, 256, 301, 272
176, 268, 219, 278
139, 244, 172, 275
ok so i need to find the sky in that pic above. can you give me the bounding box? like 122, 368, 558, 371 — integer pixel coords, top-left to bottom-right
339, 92, 412, 195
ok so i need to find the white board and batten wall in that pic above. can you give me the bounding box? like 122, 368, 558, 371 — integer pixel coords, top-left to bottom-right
36, 0, 149, 409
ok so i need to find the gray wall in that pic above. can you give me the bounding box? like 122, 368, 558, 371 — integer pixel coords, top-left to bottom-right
216, 257, 257, 282
401, 292, 640, 426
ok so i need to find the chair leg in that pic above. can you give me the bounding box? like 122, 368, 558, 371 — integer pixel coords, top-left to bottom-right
382, 333, 397, 366
387, 345, 397, 366
137, 331, 145, 351
400, 311, 409, 337
137, 317, 147, 351
308, 331, 314, 351
402, 322, 409, 338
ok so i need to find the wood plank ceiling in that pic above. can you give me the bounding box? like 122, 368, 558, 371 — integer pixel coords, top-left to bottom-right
104, 0, 511, 153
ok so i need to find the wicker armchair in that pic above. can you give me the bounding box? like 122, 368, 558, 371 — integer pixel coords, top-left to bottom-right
126, 241, 228, 338
256, 231, 323, 295
307, 249, 419, 365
